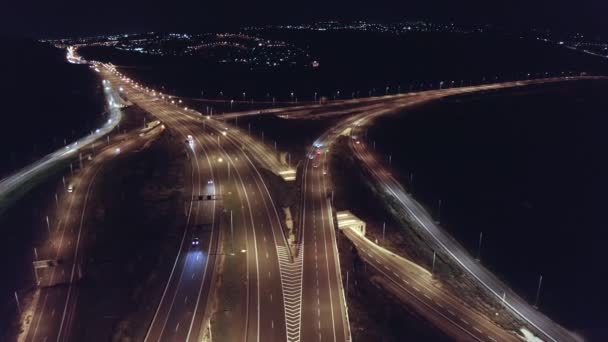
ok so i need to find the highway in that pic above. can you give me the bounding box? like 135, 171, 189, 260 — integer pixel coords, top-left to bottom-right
23, 121, 164, 342
300, 152, 351, 342
100, 63, 602, 342
343, 227, 519, 342
0, 80, 124, 214
348, 123, 578, 341
287, 76, 605, 341
100, 64, 291, 342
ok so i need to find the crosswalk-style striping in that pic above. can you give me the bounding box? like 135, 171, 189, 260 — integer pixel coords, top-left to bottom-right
277, 245, 304, 342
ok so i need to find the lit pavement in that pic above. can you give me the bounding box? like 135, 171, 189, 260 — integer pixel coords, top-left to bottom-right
300, 152, 351, 342
23, 123, 164, 342
295, 76, 605, 342
100, 60, 603, 342
0, 81, 123, 214
100, 65, 291, 342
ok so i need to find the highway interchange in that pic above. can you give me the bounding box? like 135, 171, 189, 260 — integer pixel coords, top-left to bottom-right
5, 49, 604, 342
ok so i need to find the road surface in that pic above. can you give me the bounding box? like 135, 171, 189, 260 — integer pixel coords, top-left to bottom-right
100, 64, 291, 342
300, 153, 351, 342
0, 81, 124, 214
23, 123, 163, 342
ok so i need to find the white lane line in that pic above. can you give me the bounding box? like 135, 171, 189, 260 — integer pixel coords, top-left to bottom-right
473, 327, 482, 333
459, 318, 470, 325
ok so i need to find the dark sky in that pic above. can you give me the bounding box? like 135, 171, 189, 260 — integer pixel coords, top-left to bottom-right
2, 0, 607, 38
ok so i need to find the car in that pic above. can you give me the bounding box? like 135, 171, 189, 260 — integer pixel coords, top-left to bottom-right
67, 184, 74, 193
192, 237, 200, 246
207, 180, 214, 184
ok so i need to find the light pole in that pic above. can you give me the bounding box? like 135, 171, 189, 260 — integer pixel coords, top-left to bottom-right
534, 274, 543, 309
230, 210, 234, 255
14, 291, 21, 314
431, 250, 436, 276
382, 222, 386, 244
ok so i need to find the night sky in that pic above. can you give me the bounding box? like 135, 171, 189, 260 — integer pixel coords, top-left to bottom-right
2, 0, 607, 38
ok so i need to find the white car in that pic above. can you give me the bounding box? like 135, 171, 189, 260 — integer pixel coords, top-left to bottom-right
67, 184, 74, 193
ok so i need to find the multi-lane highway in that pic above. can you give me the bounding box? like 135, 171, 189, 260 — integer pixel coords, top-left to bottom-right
99, 61, 602, 342
349, 122, 578, 342
292, 77, 603, 342
100, 65, 293, 341
250, 75, 608, 341
23, 121, 164, 342
300, 151, 351, 342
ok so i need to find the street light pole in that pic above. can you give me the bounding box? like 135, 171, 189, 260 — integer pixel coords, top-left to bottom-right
534, 275, 543, 309
14, 291, 21, 314
431, 250, 436, 275
230, 210, 234, 254
382, 222, 386, 244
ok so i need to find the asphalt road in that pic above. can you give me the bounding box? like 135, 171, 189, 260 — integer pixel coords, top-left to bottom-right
343, 227, 519, 342
100, 63, 603, 342
101, 65, 291, 342
300, 154, 350, 342
23, 123, 164, 342
288, 76, 604, 341
349, 124, 578, 342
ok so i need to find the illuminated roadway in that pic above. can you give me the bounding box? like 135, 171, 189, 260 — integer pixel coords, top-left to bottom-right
0, 81, 123, 213
101, 65, 291, 342
101, 62, 603, 342
300, 151, 351, 341
298, 76, 606, 342
24, 121, 164, 342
